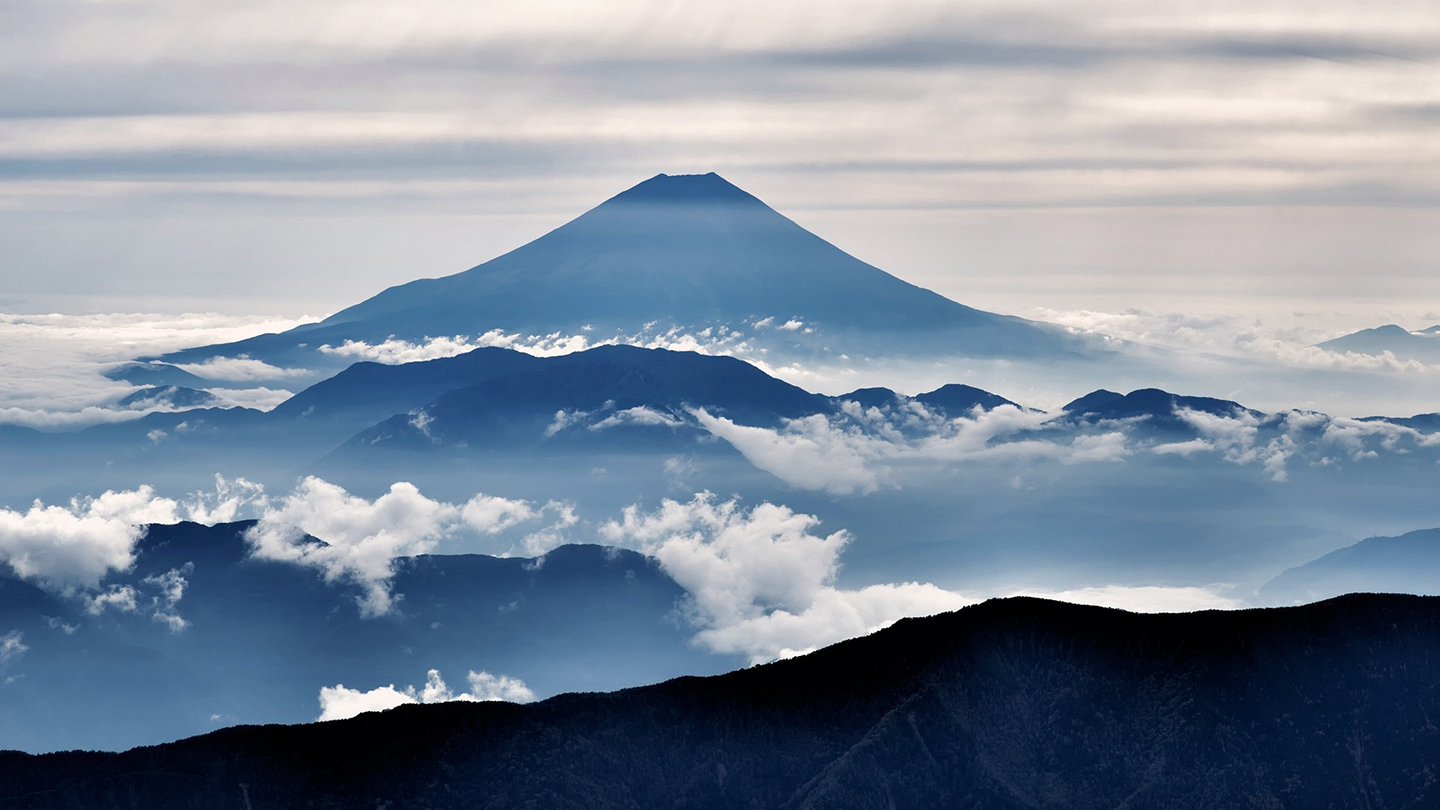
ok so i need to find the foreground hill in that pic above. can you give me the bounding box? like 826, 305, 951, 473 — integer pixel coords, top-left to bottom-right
5, 594, 1438, 808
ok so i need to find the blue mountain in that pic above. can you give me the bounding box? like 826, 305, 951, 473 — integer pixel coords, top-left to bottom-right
156, 173, 1079, 374
0, 520, 725, 752
1261, 527, 1440, 604
1061, 388, 1256, 433
1316, 324, 1440, 363
340, 344, 834, 452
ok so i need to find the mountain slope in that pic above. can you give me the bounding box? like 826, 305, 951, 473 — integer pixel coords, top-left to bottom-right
157, 173, 1078, 372
1261, 527, 1440, 603
6, 594, 1440, 809
1317, 324, 1440, 362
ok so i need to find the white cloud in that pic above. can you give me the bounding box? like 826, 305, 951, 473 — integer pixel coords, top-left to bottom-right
692, 411, 887, 495
84, 585, 139, 615
1012, 585, 1245, 613
0, 630, 26, 663
0, 311, 314, 429
244, 478, 463, 617
0, 485, 179, 590
600, 493, 972, 663
244, 477, 555, 616
203, 386, 294, 411
317, 667, 535, 722
183, 475, 269, 524
588, 406, 684, 431
173, 356, 310, 382
693, 404, 1129, 496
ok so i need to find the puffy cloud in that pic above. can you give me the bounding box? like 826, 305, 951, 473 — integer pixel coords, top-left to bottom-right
245, 477, 558, 616
0, 630, 26, 664
600, 493, 972, 663
244, 478, 464, 617
0, 486, 179, 590
317, 667, 535, 722
84, 585, 139, 615
182, 475, 269, 525
83, 563, 193, 631
317, 683, 415, 722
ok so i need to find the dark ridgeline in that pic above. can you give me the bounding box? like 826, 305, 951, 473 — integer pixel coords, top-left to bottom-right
5, 593, 1439, 809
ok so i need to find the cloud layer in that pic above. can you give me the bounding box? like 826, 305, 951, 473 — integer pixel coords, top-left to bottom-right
318, 667, 536, 722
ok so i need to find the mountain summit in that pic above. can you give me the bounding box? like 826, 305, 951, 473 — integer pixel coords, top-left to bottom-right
161, 172, 1076, 371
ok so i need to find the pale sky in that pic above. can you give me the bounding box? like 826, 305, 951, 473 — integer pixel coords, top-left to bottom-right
4, 0, 1439, 327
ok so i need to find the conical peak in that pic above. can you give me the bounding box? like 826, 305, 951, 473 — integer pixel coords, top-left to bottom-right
603, 172, 768, 208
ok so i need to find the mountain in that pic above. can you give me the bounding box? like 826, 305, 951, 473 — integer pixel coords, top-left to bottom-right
116, 385, 220, 411
335, 345, 837, 452
1061, 387, 1256, 433
268, 346, 547, 427
6, 594, 1440, 808
1261, 527, 1440, 604
154, 173, 1080, 376
1316, 324, 1440, 363
0, 521, 725, 752
838, 382, 1020, 415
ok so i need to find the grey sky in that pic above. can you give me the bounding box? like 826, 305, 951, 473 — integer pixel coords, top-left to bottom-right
3, 0, 1438, 322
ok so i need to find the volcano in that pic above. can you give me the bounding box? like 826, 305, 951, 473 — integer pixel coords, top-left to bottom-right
159, 173, 1079, 372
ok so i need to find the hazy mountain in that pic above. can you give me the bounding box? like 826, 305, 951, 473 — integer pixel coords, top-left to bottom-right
1261, 528, 1440, 604
1316, 324, 1440, 363
268, 346, 547, 427
0, 521, 726, 752
154, 173, 1082, 376
117, 385, 220, 411
335, 345, 837, 453
1062, 387, 1257, 433
103, 361, 212, 389
6, 594, 1439, 808
838, 382, 1020, 414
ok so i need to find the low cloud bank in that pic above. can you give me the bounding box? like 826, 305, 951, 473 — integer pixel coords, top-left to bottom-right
693, 403, 1129, 496
0, 311, 313, 429
318, 668, 535, 721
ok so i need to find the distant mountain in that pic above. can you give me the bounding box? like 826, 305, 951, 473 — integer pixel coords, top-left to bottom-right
7, 594, 1440, 808
155, 173, 1082, 376
268, 346, 546, 427
117, 385, 220, 411
1062, 387, 1256, 433
339, 344, 834, 452
838, 382, 1020, 415
0, 521, 723, 752
1261, 528, 1440, 604
104, 361, 212, 389
1316, 324, 1440, 363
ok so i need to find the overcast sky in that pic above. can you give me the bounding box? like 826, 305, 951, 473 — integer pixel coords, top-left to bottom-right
4, 0, 1438, 325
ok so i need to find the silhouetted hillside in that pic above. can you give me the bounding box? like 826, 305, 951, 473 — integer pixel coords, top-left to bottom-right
6, 594, 1439, 808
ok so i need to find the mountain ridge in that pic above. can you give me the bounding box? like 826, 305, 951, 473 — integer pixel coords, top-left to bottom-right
5, 593, 1439, 808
